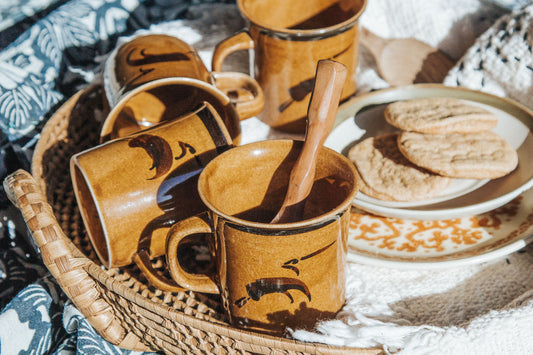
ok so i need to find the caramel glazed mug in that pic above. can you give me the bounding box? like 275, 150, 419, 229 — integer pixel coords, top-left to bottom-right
70, 102, 233, 292
101, 33, 264, 143
212, 0, 366, 133
163, 140, 359, 335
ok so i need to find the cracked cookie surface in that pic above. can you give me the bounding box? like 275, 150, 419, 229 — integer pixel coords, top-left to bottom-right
348, 133, 452, 201
398, 130, 518, 179
384, 97, 498, 133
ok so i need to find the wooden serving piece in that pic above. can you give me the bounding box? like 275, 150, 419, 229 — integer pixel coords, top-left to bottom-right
271, 59, 348, 224
360, 27, 455, 86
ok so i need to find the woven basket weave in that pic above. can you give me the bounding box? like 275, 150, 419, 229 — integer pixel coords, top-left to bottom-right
3, 85, 381, 354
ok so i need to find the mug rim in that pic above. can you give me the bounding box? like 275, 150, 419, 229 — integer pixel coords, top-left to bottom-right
70, 152, 113, 267
197, 139, 359, 230
100, 77, 232, 142
237, 0, 367, 39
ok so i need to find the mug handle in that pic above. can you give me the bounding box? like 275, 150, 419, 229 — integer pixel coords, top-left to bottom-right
211, 31, 263, 120
212, 31, 254, 72
132, 249, 187, 293
166, 214, 220, 294
212, 71, 264, 120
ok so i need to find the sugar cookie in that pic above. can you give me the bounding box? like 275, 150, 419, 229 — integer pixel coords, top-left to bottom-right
384, 97, 498, 133
397, 131, 518, 179
348, 133, 452, 201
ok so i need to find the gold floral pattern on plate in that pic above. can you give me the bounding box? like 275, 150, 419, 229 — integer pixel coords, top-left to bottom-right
348, 189, 533, 267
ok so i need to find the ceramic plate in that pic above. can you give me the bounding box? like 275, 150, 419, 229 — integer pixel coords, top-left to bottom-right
346, 187, 533, 269
325, 84, 533, 220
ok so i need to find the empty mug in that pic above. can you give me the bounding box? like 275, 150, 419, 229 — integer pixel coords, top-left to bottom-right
71, 102, 233, 291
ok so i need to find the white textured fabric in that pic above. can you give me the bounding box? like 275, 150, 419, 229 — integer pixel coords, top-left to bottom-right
291, 246, 533, 354
355, 0, 507, 93
444, 5, 533, 110
131, 2, 533, 353
289, 2, 533, 354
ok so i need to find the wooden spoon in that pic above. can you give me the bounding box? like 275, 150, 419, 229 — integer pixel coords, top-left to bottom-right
359, 27, 455, 86
271, 59, 347, 224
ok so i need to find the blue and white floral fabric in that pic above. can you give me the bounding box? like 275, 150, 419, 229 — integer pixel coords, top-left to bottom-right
0, 275, 158, 354
0, 0, 234, 353
0, 0, 64, 32
0, 0, 139, 141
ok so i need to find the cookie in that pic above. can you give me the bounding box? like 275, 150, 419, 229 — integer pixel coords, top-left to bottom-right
348, 133, 453, 201
384, 97, 498, 133
397, 131, 518, 179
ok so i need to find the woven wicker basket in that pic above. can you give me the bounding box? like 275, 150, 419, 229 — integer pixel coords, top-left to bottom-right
3, 85, 381, 354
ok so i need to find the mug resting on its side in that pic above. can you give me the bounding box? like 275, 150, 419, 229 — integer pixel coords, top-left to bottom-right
101, 34, 264, 143
164, 140, 359, 335
71, 102, 233, 292
212, 0, 366, 133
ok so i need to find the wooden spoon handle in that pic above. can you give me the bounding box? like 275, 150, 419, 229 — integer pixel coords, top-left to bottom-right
271, 59, 347, 223
296, 60, 348, 199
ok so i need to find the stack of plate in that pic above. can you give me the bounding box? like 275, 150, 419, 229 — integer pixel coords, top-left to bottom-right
325, 84, 533, 269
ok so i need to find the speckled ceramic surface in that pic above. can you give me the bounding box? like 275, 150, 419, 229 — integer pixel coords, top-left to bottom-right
166, 139, 359, 335
71, 102, 232, 270
101, 34, 263, 143
212, 0, 366, 133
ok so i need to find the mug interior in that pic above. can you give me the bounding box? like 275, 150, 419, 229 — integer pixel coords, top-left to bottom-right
101, 78, 241, 143
239, 0, 365, 31
199, 140, 358, 226
71, 162, 110, 265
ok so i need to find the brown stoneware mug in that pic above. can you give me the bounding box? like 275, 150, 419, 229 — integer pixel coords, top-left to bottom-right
163, 139, 359, 335
70, 102, 233, 291
101, 34, 264, 143
212, 0, 366, 133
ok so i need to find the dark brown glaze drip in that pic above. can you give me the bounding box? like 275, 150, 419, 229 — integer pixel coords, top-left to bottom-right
282, 240, 336, 275
235, 277, 311, 307
128, 134, 173, 180
126, 48, 192, 66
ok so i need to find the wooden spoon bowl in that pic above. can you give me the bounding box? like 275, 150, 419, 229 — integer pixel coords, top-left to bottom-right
360, 27, 455, 86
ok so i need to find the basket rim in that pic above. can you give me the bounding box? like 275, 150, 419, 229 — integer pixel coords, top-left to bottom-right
28, 86, 382, 354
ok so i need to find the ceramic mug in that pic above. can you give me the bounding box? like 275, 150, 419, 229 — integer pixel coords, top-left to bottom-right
101, 34, 264, 143
212, 0, 366, 133
163, 139, 359, 335
70, 102, 233, 291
